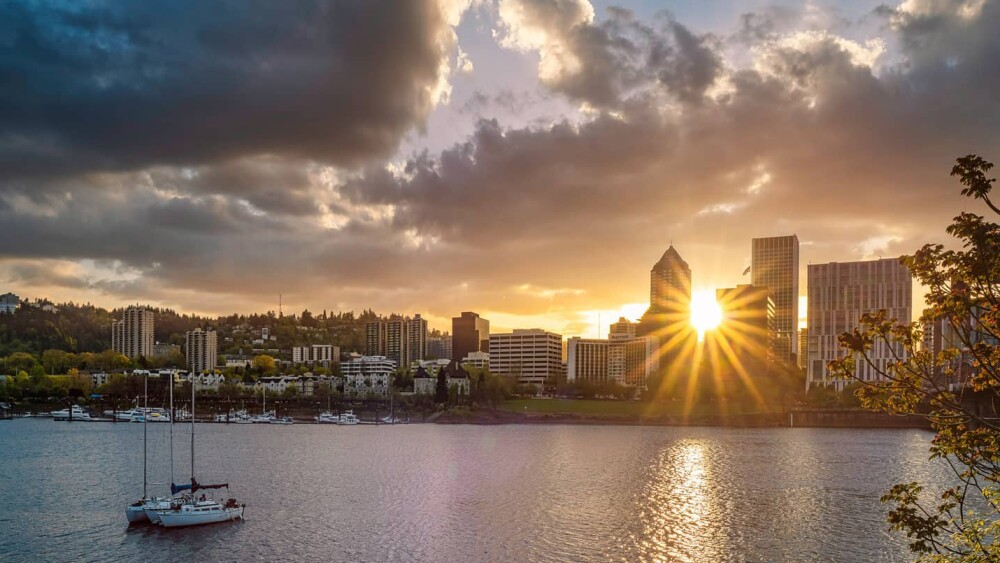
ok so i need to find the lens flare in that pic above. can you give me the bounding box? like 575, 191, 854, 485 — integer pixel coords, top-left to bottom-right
690, 290, 723, 333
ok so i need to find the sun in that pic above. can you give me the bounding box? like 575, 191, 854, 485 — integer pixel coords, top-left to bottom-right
690, 290, 723, 333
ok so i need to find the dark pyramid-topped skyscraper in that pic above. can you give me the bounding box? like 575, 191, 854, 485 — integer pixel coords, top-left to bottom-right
637, 245, 695, 387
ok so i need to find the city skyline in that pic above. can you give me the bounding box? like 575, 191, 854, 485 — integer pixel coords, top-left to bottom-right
0, 0, 987, 338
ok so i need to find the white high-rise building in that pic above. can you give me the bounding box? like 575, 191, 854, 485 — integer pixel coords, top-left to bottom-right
752, 235, 799, 365
185, 328, 218, 375
292, 344, 339, 366
112, 306, 155, 359
489, 329, 564, 386
806, 258, 912, 389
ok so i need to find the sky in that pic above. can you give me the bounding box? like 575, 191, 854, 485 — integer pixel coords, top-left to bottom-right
0, 0, 998, 337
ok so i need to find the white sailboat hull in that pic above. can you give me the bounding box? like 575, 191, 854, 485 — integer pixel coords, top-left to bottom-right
157, 506, 244, 528
142, 499, 173, 524
126, 503, 149, 524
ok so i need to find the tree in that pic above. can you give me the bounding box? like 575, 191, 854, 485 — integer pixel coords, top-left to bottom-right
435, 369, 448, 403
831, 155, 1000, 560
252, 355, 276, 373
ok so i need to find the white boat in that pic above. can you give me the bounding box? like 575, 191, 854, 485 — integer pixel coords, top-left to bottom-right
269, 416, 294, 425
337, 411, 359, 425
250, 412, 275, 423
51, 405, 92, 421
147, 374, 244, 528
126, 373, 153, 524
157, 498, 244, 528
316, 412, 339, 424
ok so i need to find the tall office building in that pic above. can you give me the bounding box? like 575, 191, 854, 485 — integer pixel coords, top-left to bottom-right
489, 329, 564, 386
112, 305, 155, 359
751, 235, 799, 365
636, 245, 692, 339
806, 258, 912, 389
185, 328, 218, 374
712, 284, 776, 376
797, 329, 808, 369
365, 315, 426, 368
452, 312, 490, 361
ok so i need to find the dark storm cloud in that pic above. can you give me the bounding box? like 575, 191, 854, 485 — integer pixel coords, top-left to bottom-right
0, 0, 454, 177
3, 0, 1000, 332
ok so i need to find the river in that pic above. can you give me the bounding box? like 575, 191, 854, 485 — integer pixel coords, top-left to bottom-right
0, 420, 948, 562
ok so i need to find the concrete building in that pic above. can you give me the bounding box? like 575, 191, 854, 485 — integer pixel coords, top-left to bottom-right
711, 284, 776, 377
489, 329, 564, 386
798, 329, 808, 369
460, 351, 490, 371
751, 235, 799, 365
426, 334, 452, 360
341, 355, 395, 399
0, 292, 19, 314
152, 342, 180, 359
806, 258, 912, 389
365, 315, 426, 369
566, 338, 609, 382
567, 336, 659, 387
452, 312, 489, 362
608, 317, 637, 341
185, 328, 218, 375
112, 306, 155, 359
291, 344, 339, 366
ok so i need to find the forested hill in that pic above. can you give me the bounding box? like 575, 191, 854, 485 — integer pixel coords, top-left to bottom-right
0, 298, 379, 357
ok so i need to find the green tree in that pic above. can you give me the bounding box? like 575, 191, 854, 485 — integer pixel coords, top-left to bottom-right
435, 369, 448, 403
831, 155, 1000, 560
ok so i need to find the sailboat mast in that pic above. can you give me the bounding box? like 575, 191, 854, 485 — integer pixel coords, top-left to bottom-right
143, 372, 148, 499
169, 373, 174, 490
190, 376, 195, 480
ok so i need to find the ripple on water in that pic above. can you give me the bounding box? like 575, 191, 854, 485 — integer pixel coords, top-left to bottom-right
0, 421, 951, 562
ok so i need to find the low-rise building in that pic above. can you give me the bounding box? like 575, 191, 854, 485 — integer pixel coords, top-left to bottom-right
342, 355, 395, 399
460, 351, 489, 371
412, 360, 471, 396
291, 344, 339, 366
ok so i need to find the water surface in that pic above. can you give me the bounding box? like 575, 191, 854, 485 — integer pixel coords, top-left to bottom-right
0, 420, 948, 562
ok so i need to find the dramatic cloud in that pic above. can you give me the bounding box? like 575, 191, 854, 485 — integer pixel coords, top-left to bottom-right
1, 0, 999, 336
0, 0, 465, 177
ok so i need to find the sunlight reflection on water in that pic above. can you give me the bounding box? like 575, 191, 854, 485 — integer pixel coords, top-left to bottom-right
0, 421, 952, 562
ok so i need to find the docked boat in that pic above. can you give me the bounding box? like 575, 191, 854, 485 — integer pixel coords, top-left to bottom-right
316, 411, 339, 424
269, 416, 294, 425
250, 411, 275, 423
337, 410, 359, 425
51, 405, 92, 421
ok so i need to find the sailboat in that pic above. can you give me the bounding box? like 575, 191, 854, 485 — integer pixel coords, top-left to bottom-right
250, 387, 274, 423
154, 376, 244, 528
125, 373, 168, 523
143, 375, 178, 524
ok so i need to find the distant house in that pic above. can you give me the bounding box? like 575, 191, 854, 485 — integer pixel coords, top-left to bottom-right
413, 360, 470, 397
